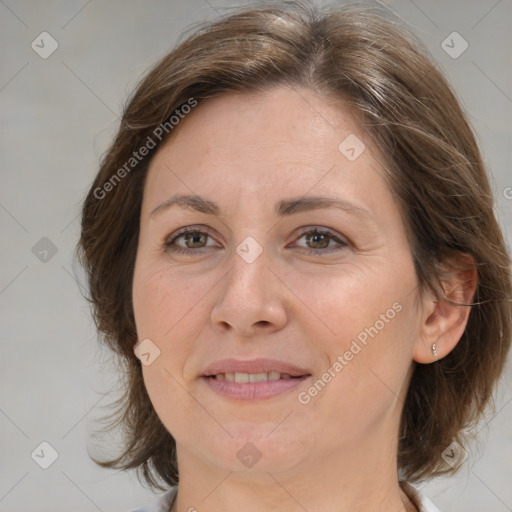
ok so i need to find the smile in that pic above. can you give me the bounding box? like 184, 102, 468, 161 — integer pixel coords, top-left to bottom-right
201, 358, 311, 400
211, 371, 296, 382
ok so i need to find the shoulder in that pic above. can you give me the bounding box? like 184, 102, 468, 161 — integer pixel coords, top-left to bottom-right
127, 488, 178, 512
401, 481, 441, 512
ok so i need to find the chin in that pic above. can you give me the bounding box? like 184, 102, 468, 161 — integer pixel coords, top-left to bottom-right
192, 425, 309, 475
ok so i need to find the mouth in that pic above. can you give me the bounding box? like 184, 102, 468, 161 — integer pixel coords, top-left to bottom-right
201, 359, 311, 400
208, 371, 300, 382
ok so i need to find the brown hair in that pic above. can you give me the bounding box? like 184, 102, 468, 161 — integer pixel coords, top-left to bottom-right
77, 0, 512, 491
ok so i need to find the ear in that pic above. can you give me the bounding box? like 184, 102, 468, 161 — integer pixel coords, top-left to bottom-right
413, 253, 478, 364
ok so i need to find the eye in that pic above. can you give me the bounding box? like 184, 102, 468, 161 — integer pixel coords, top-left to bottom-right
292, 227, 349, 254
163, 225, 349, 256
164, 226, 219, 254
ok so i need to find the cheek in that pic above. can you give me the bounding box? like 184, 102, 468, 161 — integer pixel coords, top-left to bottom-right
292, 264, 404, 346
132, 261, 202, 339
141, 362, 201, 442
304, 261, 418, 388
131, 264, 195, 393
332, 298, 418, 416
133, 264, 201, 433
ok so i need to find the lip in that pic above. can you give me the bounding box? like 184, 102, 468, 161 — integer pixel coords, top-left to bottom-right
201, 358, 311, 377
201, 358, 312, 400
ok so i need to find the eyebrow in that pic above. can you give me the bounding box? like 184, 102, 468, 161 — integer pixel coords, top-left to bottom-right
149, 194, 374, 222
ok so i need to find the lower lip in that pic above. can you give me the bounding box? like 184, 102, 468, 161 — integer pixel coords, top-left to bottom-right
202, 375, 310, 400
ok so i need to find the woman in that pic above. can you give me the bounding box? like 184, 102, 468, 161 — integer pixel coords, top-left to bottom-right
78, 2, 512, 511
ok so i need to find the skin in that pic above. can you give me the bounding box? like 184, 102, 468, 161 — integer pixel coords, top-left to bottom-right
132, 86, 477, 512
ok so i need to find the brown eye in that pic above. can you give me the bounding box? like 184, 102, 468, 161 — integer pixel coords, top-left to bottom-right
164, 226, 219, 254
305, 231, 331, 249
294, 228, 348, 254
180, 231, 208, 249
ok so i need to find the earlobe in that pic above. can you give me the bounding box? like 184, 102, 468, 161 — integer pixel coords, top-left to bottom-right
413, 254, 478, 364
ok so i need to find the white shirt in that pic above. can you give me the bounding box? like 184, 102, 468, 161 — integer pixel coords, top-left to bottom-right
129, 482, 440, 512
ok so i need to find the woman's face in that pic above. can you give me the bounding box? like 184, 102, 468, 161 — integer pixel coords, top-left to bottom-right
132, 86, 426, 476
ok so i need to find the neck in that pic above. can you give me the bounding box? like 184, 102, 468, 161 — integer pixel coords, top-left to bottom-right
171, 437, 417, 512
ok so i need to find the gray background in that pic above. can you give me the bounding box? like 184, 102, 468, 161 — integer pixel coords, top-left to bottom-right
1, 0, 511, 511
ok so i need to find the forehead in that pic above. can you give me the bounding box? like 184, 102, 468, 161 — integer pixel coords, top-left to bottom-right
152, 86, 368, 159
142, 86, 391, 217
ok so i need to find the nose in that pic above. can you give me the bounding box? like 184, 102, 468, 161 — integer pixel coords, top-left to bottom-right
210, 243, 289, 337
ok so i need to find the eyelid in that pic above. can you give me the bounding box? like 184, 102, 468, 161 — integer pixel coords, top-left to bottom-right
291, 226, 350, 251
164, 224, 220, 248
163, 225, 350, 254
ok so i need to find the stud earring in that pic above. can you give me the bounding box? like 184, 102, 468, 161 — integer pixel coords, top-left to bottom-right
432, 343, 438, 358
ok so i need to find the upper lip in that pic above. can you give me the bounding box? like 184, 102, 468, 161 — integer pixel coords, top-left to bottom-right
202, 358, 311, 377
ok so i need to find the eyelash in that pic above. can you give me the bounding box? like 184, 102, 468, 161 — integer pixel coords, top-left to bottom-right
163, 225, 349, 255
